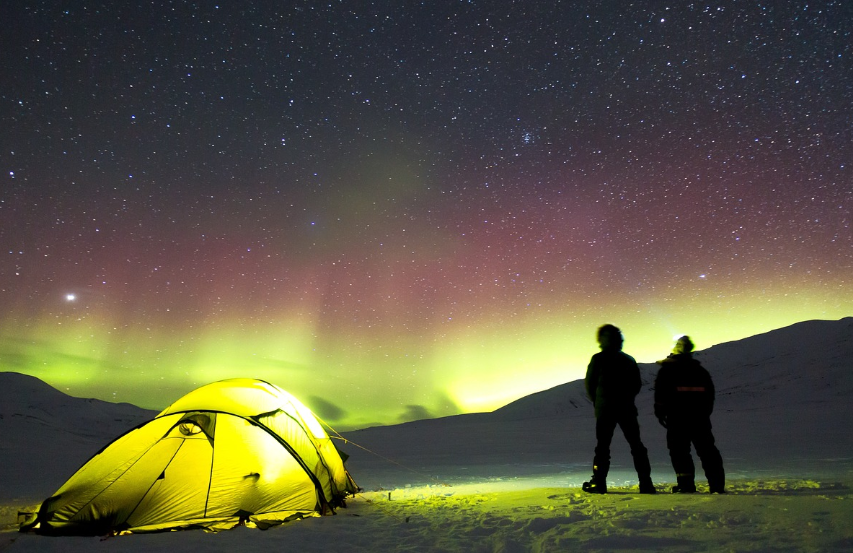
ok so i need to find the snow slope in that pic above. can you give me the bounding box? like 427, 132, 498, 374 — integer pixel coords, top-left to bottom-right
0, 373, 157, 503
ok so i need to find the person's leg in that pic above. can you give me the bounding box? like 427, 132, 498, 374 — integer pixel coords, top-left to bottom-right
584, 415, 617, 493
667, 423, 696, 493
593, 414, 617, 478
692, 421, 725, 493
619, 415, 655, 493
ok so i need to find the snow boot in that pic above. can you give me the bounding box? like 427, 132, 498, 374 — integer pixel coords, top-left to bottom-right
582, 475, 607, 494
639, 479, 656, 494
709, 483, 726, 494
671, 476, 696, 493
708, 472, 726, 494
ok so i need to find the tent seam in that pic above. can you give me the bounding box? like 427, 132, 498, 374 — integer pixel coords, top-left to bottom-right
124, 439, 187, 526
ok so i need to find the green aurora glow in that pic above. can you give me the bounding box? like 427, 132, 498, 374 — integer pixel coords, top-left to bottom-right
1, 281, 848, 429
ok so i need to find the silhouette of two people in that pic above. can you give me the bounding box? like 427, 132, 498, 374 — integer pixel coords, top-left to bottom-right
583, 325, 725, 494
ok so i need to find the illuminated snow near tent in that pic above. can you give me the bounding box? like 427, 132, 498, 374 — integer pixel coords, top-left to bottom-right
20, 379, 357, 535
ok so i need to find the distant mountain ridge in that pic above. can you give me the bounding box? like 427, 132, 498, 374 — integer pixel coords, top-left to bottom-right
0, 372, 157, 439
0, 372, 158, 501
695, 317, 853, 408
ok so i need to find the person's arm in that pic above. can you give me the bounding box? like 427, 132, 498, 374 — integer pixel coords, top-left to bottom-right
630, 356, 642, 397
585, 356, 599, 403
704, 368, 716, 415
654, 366, 669, 427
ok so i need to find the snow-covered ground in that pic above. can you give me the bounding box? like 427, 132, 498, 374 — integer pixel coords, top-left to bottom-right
2, 318, 852, 552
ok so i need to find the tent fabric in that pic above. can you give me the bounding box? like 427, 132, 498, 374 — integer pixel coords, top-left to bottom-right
22, 379, 357, 535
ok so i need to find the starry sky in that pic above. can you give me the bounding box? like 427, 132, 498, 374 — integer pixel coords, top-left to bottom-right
1, 1, 851, 430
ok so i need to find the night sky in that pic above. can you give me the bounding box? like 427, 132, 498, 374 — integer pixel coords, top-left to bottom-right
1, 1, 851, 429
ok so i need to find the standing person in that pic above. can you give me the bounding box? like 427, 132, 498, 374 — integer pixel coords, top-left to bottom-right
654, 336, 725, 493
582, 324, 655, 494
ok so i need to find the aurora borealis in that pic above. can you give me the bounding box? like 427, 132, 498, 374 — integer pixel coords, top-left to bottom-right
1, 1, 850, 429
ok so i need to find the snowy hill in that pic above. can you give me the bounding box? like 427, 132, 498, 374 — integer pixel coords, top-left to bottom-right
0, 373, 157, 502
0, 372, 158, 438
696, 317, 853, 408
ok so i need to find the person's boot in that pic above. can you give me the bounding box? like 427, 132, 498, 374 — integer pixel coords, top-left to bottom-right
639, 478, 656, 494
582, 476, 606, 494
671, 475, 696, 493
582, 468, 607, 494
582, 464, 607, 494
707, 468, 726, 494
708, 478, 726, 494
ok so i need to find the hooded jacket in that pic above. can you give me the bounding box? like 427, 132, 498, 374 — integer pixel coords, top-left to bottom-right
654, 353, 715, 422
585, 348, 643, 418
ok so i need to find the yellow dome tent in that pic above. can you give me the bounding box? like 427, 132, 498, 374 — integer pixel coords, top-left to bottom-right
21, 378, 358, 535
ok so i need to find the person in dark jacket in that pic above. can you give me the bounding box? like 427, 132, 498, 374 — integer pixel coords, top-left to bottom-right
654, 335, 725, 493
583, 324, 655, 494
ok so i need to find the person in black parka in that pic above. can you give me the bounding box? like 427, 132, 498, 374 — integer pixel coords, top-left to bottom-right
583, 324, 655, 494
654, 335, 725, 493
